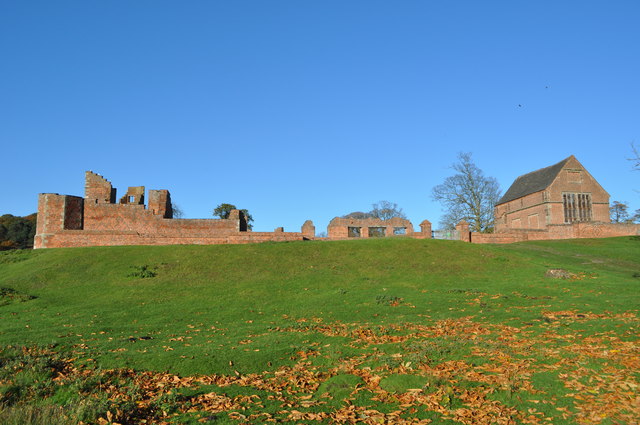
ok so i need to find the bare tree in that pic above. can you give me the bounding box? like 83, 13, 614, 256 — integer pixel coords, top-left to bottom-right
171, 203, 184, 219
342, 201, 406, 220
370, 200, 407, 220
431, 152, 501, 232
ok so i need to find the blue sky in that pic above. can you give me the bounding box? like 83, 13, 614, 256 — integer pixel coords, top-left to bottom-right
2, 1, 639, 232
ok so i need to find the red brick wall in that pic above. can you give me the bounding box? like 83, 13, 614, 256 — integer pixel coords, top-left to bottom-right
63, 196, 84, 230
82, 202, 239, 236
35, 194, 85, 248
327, 217, 415, 239
35, 172, 315, 248
301, 220, 315, 238
85, 171, 116, 204
40, 230, 307, 248
148, 190, 172, 218
495, 191, 548, 231
471, 222, 640, 244
35, 194, 64, 248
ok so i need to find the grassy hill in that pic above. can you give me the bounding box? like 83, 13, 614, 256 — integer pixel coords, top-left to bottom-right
0, 237, 638, 424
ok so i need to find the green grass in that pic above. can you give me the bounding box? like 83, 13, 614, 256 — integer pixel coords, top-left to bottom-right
0, 237, 638, 424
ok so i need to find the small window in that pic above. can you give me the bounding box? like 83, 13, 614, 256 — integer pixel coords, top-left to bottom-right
393, 227, 406, 235
368, 227, 386, 237
129, 196, 135, 203
347, 227, 361, 238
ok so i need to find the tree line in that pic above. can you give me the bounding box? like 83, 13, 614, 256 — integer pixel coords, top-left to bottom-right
0, 214, 37, 250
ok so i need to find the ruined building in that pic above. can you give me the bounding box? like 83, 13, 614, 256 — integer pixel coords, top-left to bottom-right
34, 172, 314, 248
327, 216, 432, 239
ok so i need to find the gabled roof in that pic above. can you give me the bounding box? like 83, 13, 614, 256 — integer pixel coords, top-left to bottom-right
497, 156, 572, 205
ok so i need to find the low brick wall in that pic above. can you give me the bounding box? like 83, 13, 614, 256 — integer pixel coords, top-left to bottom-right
38, 230, 307, 248
470, 222, 640, 244
327, 217, 416, 238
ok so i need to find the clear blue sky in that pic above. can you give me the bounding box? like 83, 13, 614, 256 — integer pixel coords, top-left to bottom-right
2, 1, 639, 232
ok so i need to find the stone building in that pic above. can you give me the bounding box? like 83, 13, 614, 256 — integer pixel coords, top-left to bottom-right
34, 171, 314, 248
494, 155, 610, 232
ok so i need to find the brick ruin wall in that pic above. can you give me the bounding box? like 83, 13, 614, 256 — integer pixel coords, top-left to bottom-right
35, 171, 638, 249
327, 217, 418, 239
35, 172, 313, 248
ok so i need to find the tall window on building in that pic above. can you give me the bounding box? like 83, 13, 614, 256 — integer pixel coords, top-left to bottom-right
563, 193, 592, 223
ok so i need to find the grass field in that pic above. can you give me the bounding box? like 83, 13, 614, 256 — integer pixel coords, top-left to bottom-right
0, 237, 638, 424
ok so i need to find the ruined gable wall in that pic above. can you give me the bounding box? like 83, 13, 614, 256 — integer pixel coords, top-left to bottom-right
85, 171, 116, 204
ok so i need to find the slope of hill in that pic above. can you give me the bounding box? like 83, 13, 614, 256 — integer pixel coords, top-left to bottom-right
0, 237, 638, 424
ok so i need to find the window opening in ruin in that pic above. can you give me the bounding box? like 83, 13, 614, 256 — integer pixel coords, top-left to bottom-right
347, 227, 361, 238
129, 196, 135, 203
368, 227, 386, 237
393, 227, 406, 235
563, 193, 592, 223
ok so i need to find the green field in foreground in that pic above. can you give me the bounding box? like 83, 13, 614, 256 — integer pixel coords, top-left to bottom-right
0, 237, 638, 424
